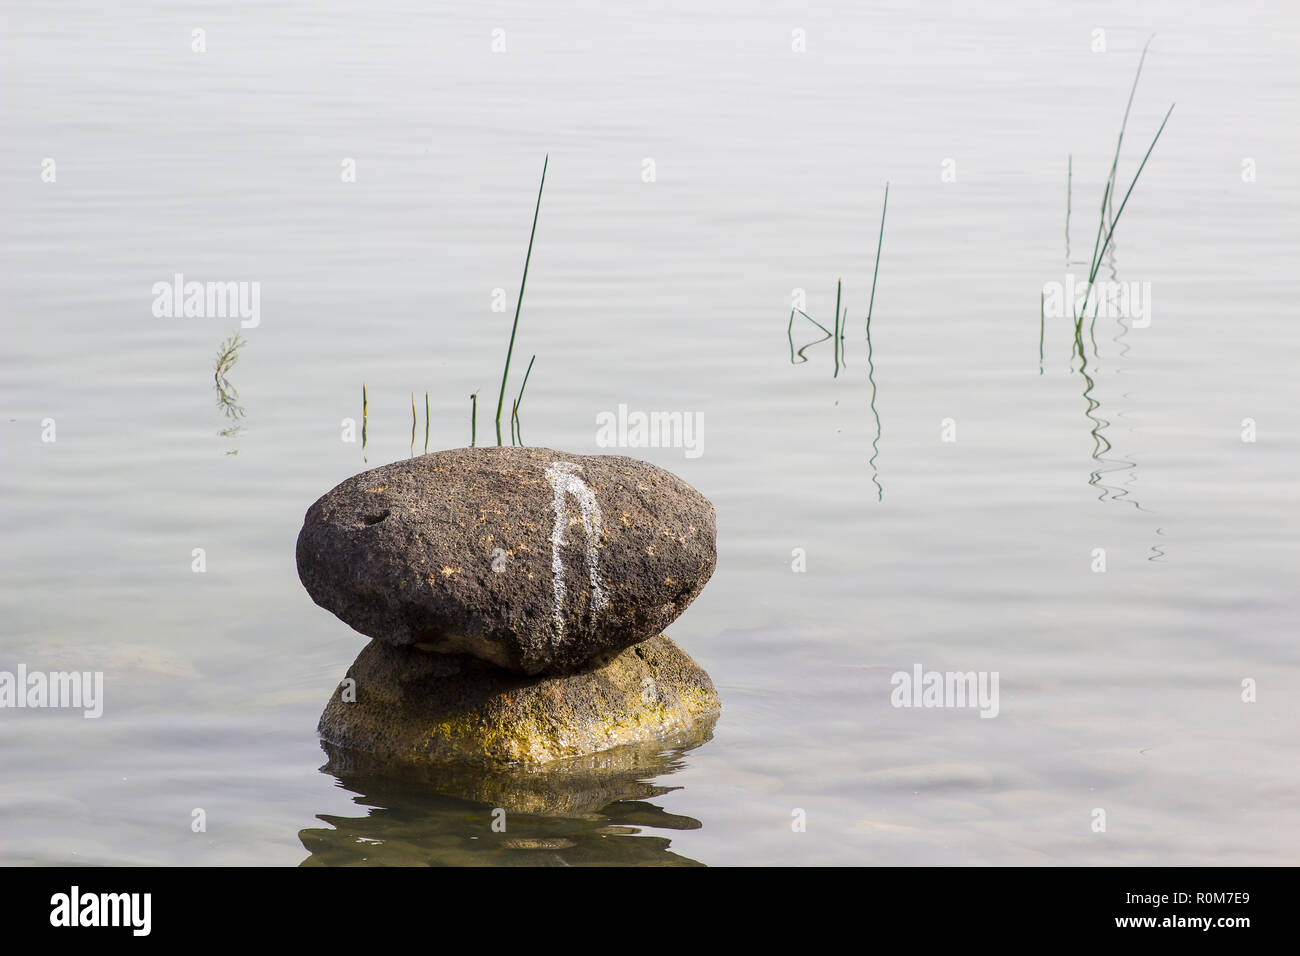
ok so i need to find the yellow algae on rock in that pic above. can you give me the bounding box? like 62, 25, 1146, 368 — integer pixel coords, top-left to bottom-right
318, 633, 719, 768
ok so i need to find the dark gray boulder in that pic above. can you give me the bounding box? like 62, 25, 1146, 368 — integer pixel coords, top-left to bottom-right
296, 447, 716, 675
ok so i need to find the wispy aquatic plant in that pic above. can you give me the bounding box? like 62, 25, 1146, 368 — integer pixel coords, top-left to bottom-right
832, 278, 843, 377
1103, 35, 1156, 232
1047, 44, 1166, 516
780, 184, 889, 495
787, 281, 841, 368
1076, 104, 1173, 334
510, 353, 536, 446
355, 160, 553, 454
410, 392, 417, 454
787, 183, 889, 377
787, 306, 833, 364
494, 155, 548, 446
213, 332, 246, 421
1072, 37, 1173, 344
866, 183, 888, 328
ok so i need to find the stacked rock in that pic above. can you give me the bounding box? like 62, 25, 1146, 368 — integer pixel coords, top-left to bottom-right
296, 447, 720, 767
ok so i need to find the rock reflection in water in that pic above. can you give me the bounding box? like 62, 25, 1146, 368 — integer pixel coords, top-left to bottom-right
299, 731, 713, 866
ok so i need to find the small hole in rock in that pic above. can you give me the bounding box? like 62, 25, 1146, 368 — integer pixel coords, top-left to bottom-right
362, 510, 390, 526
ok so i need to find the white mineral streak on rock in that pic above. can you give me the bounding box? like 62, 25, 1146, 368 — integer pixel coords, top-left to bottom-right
545, 461, 609, 642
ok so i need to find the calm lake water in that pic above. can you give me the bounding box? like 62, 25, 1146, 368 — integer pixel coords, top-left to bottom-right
3, 1, 1299, 865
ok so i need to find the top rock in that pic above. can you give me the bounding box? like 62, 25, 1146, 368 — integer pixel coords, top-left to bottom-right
296, 447, 716, 675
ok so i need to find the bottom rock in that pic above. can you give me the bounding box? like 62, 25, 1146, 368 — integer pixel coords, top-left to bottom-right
318, 634, 721, 767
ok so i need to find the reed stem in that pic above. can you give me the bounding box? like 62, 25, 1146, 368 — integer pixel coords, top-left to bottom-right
866, 183, 889, 327
832, 278, 842, 377
494, 155, 548, 445
1105, 35, 1156, 228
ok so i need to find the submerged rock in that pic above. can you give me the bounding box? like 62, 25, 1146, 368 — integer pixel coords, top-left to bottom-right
317, 634, 720, 767
296, 447, 716, 675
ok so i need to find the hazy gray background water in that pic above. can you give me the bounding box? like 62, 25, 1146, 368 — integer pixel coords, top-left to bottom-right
3, 0, 1298, 865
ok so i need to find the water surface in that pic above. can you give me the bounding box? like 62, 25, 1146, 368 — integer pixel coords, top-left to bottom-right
2, 0, 1299, 865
